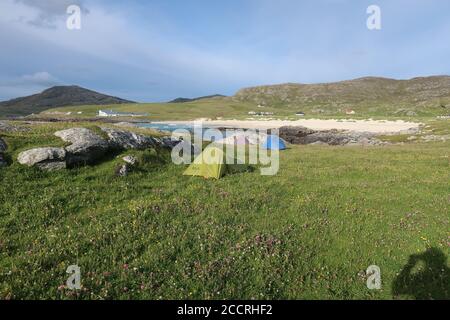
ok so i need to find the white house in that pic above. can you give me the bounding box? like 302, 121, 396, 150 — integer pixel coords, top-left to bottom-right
98, 110, 147, 117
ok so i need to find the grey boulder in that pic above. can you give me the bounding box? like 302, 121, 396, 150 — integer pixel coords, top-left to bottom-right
55, 128, 109, 165
101, 127, 158, 150
17, 147, 66, 170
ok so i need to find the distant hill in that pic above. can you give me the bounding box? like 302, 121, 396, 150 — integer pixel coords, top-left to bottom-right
234, 76, 450, 115
0, 86, 134, 117
168, 94, 226, 103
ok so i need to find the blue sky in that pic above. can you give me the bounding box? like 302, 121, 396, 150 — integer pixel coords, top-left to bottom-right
1, 0, 449, 102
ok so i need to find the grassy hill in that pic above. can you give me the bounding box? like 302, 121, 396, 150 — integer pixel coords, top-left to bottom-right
0, 86, 134, 117
40, 76, 450, 120
41, 98, 263, 121
235, 76, 450, 115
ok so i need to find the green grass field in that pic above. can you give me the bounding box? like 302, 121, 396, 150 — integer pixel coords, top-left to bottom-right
0, 121, 449, 299
42, 96, 450, 121
45, 99, 260, 121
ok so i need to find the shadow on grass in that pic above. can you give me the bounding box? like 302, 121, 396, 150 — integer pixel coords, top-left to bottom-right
66, 149, 124, 169
392, 247, 450, 300
1, 152, 13, 166
227, 164, 255, 175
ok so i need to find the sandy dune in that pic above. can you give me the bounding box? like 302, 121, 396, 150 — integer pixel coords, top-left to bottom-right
159, 119, 421, 134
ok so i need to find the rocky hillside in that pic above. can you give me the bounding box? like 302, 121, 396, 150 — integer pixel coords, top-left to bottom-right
234, 76, 450, 115
0, 86, 134, 117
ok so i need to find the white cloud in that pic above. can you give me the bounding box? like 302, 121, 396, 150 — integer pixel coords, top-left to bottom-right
15, 0, 86, 14
0, 0, 257, 87
0, 0, 362, 93
0, 72, 61, 100
13, 0, 88, 29
1, 0, 449, 102
21, 71, 60, 86
0, 71, 60, 87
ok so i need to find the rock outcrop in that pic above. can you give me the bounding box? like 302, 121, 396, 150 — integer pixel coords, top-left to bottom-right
17, 127, 180, 171
0, 121, 27, 133
101, 127, 158, 150
158, 137, 181, 149
277, 126, 316, 144
55, 128, 109, 165
17, 147, 66, 170
279, 126, 382, 146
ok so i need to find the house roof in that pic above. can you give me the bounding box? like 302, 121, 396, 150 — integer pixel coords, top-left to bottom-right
99, 109, 147, 116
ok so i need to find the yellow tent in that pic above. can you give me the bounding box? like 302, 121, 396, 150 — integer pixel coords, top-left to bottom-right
183, 146, 226, 179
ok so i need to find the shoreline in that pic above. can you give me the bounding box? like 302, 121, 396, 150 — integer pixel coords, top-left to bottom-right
151, 118, 421, 134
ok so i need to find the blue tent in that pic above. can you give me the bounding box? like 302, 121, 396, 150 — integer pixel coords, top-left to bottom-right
261, 135, 287, 150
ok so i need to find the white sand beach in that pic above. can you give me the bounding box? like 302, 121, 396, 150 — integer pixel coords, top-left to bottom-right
157, 119, 421, 134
